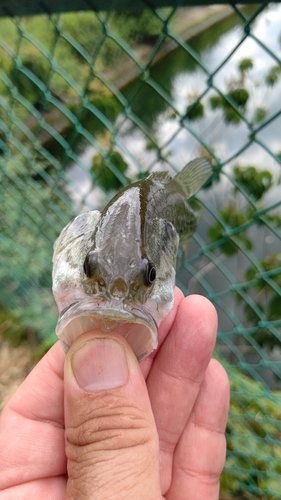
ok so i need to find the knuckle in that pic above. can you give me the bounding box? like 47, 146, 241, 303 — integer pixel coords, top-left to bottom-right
65, 396, 159, 495
65, 395, 156, 461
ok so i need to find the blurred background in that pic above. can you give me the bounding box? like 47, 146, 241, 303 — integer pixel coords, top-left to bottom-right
0, 1, 281, 497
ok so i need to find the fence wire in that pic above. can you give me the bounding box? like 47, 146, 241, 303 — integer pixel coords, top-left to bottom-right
0, 2, 281, 498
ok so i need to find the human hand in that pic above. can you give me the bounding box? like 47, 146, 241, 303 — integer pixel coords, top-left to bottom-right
0, 291, 229, 499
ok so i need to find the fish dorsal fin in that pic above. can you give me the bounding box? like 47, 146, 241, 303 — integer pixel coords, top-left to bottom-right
171, 158, 212, 199
147, 171, 171, 182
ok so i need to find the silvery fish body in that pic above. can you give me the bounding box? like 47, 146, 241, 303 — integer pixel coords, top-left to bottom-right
52, 158, 212, 360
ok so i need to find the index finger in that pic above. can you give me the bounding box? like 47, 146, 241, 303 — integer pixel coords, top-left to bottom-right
146, 295, 218, 493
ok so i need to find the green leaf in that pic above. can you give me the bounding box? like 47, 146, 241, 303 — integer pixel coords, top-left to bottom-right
91, 150, 129, 191
233, 165, 273, 200
209, 94, 223, 110
208, 206, 253, 257
228, 88, 249, 107
238, 57, 254, 74
186, 101, 204, 121
252, 106, 267, 125
265, 65, 281, 87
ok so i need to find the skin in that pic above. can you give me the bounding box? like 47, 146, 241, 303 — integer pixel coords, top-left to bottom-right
0, 291, 229, 499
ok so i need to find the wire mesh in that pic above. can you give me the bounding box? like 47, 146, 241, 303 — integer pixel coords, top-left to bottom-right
0, 1, 281, 498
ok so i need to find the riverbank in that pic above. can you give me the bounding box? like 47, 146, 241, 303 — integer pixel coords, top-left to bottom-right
111, 5, 231, 88
23, 4, 231, 148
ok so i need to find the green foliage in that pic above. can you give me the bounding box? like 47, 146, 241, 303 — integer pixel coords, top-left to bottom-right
238, 57, 254, 74
229, 87, 249, 107
221, 361, 281, 499
233, 165, 273, 200
265, 65, 281, 87
88, 93, 122, 124
70, 92, 122, 140
252, 106, 267, 125
146, 139, 160, 152
223, 88, 249, 123
239, 254, 281, 349
209, 165, 281, 350
10, 55, 50, 108
209, 94, 221, 110
91, 149, 129, 191
110, 9, 164, 44
58, 9, 165, 69
209, 87, 249, 124
208, 56, 276, 127
186, 101, 204, 121
59, 12, 102, 57
208, 204, 253, 256
0, 308, 31, 346
223, 105, 241, 124
0, 157, 73, 343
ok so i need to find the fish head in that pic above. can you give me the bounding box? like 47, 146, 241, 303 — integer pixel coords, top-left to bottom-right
53, 206, 178, 361
81, 186, 157, 304
55, 248, 160, 362
82, 248, 157, 304
52, 189, 175, 361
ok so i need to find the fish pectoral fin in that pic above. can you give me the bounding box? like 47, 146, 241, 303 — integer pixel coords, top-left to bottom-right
53, 210, 101, 259
164, 199, 198, 241
171, 157, 212, 199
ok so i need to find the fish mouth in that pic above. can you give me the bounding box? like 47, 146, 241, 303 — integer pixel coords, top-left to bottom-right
56, 298, 158, 361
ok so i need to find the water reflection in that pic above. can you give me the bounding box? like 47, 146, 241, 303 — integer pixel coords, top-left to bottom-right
120, 4, 281, 175
67, 3, 281, 218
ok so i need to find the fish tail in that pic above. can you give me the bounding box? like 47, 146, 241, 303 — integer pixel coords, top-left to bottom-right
173, 158, 212, 199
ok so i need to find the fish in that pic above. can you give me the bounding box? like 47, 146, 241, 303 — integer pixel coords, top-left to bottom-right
52, 158, 212, 361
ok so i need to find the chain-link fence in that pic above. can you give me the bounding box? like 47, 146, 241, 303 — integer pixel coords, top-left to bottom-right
0, 1, 281, 498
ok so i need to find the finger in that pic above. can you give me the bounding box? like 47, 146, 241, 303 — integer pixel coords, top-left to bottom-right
140, 286, 184, 378
146, 295, 218, 493
167, 359, 230, 500
0, 342, 66, 491
64, 330, 162, 500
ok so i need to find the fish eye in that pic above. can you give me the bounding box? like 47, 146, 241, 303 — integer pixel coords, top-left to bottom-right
83, 251, 98, 278
143, 260, 156, 287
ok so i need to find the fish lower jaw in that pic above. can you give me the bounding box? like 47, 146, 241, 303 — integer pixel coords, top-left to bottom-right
56, 299, 158, 362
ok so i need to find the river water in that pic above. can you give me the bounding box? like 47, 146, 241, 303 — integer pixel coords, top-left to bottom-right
68, 3, 281, 208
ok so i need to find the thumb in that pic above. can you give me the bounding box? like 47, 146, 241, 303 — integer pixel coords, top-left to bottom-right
64, 330, 162, 500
